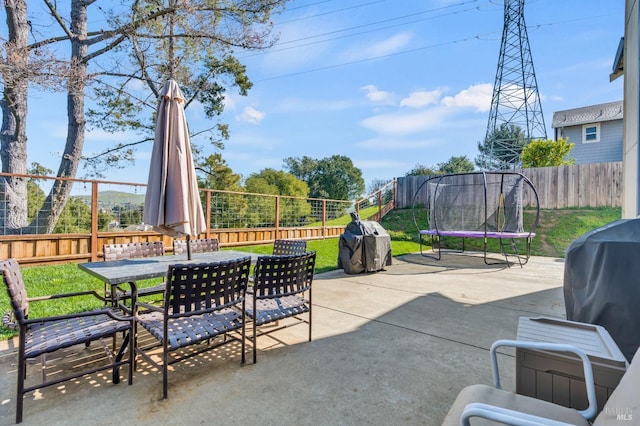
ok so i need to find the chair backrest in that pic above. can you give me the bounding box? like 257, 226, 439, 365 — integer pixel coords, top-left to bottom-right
0, 258, 29, 324
103, 241, 165, 261
164, 257, 251, 314
272, 239, 307, 256
253, 251, 316, 297
172, 238, 220, 255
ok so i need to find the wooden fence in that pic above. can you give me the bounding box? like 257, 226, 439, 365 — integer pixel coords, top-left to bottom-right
396, 162, 623, 209
0, 173, 395, 266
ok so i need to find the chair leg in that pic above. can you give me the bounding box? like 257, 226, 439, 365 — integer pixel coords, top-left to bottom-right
253, 318, 258, 364
112, 332, 131, 384
241, 315, 246, 364
162, 340, 168, 399
128, 326, 134, 385
40, 353, 47, 384
16, 350, 25, 423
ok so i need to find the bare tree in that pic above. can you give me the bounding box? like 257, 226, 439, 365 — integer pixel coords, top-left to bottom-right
0, 0, 30, 231
0, 0, 284, 233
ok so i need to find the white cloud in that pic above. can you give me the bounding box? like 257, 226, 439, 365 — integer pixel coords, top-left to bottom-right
359, 107, 450, 135
365, 32, 413, 57
441, 83, 493, 112
237, 106, 266, 124
223, 93, 237, 111
343, 32, 413, 62
361, 85, 394, 104
400, 89, 446, 108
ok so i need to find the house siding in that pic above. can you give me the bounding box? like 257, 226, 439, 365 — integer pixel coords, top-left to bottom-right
563, 120, 623, 164
552, 100, 623, 165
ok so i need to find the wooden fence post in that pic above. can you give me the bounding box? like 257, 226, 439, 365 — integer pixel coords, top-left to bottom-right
90, 181, 99, 261
204, 190, 211, 238
322, 199, 327, 238
275, 196, 280, 239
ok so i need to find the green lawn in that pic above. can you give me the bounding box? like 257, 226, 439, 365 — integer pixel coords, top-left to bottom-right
0, 207, 621, 340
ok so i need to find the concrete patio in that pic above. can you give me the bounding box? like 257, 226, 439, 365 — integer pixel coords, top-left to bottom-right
0, 252, 567, 426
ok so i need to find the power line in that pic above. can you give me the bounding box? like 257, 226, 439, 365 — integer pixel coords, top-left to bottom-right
276, 0, 389, 25
253, 11, 616, 83
242, 0, 490, 59
255, 29, 502, 82
275, 0, 482, 46
277, 0, 336, 14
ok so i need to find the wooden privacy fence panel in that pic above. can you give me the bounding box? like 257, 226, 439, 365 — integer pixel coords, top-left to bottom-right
519, 162, 622, 209
397, 162, 622, 209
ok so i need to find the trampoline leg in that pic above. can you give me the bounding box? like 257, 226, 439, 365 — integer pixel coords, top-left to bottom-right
418, 233, 441, 260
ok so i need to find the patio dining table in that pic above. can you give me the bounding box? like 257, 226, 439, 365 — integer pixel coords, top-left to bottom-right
78, 250, 259, 305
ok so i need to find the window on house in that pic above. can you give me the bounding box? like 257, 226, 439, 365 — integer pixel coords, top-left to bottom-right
582, 123, 600, 143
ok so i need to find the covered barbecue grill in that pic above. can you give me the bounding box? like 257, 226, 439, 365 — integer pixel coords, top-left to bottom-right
338, 212, 392, 274
564, 218, 640, 362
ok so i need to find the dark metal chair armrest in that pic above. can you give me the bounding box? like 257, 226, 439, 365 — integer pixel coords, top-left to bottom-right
255, 286, 309, 299
28, 289, 108, 303
22, 307, 131, 325
134, 301, 163, 313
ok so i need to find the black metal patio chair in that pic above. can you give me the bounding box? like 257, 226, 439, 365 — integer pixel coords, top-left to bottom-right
0, 258, 134, 424
272, 239, 307, 255
103, 241, 166, 303
103, 241, 166, 261
172, 237, 219, 255
245, 251, 316, 363
134, 257, 250, 398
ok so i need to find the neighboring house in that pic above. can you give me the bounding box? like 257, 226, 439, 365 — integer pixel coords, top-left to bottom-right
552, 100, 623, 164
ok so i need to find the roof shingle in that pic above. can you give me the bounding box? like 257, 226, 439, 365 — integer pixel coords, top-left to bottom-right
552, 100, 623, 128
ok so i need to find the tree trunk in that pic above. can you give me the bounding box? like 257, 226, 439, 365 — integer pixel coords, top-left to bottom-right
31, 0, 88, 233
0, 0, 30, 234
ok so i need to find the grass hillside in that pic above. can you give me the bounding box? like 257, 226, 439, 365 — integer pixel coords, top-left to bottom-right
78, 190, 146, 205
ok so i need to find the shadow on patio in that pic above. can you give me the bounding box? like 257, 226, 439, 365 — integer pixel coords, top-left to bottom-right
0, 253, 566, 425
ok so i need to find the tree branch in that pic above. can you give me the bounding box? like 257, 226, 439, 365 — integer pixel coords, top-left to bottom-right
81, 137, 153, 161
42, 0, 74, 40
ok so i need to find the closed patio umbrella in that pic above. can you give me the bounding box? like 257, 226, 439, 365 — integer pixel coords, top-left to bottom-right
143, 79, 206, 259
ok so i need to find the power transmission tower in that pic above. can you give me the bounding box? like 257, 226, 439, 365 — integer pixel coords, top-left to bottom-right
482, 0, 547, 170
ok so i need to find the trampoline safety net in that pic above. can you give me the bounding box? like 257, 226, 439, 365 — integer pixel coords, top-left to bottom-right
428, 172, 525, 233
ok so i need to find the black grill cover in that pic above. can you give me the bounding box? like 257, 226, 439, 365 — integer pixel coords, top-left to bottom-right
564, 218, 640, 362
338, 212, 392, 274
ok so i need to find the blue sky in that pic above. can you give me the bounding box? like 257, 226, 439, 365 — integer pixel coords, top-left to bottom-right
25, 0, 625, 192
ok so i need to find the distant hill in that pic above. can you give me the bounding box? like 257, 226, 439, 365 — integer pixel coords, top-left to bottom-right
77, 190, 146, 205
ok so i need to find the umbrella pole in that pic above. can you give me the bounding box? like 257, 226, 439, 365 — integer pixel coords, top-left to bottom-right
186, 234, 192, 260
